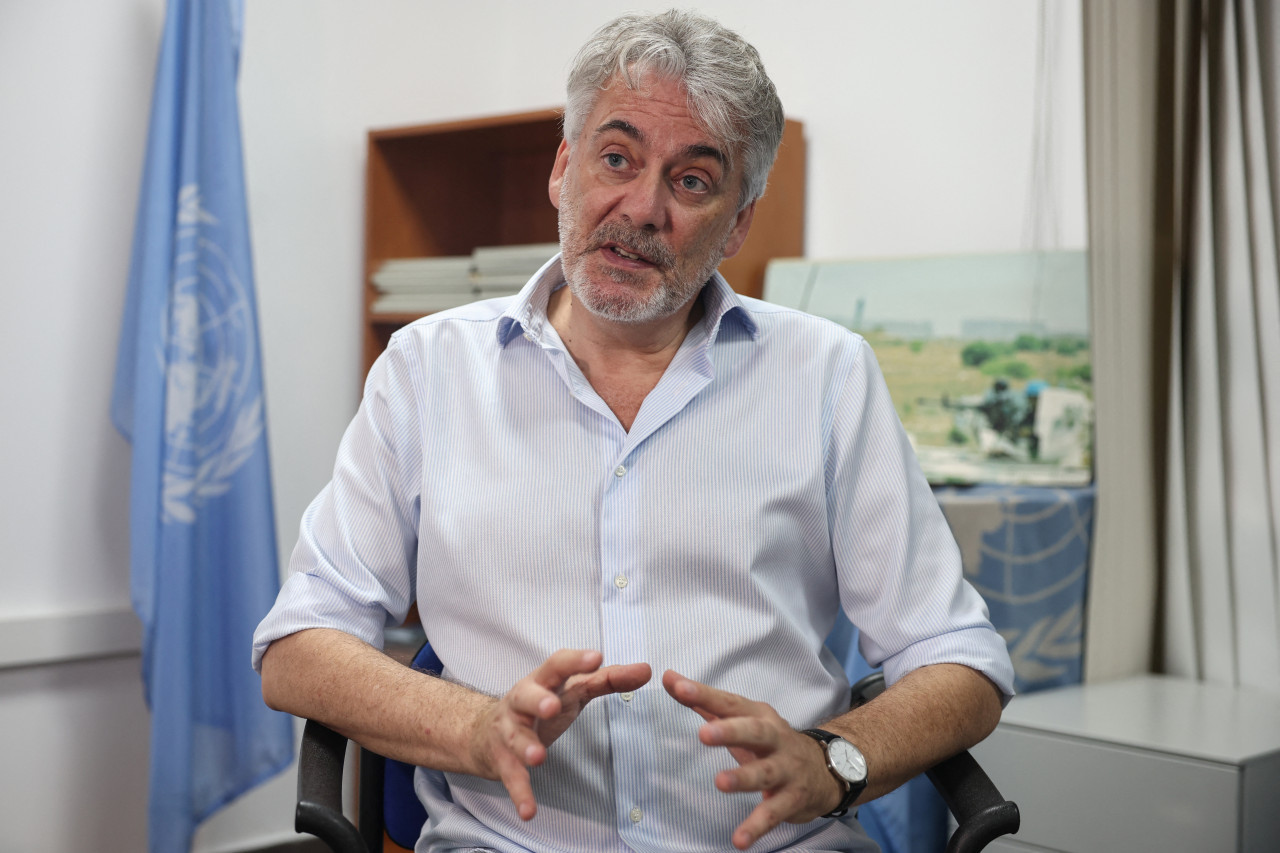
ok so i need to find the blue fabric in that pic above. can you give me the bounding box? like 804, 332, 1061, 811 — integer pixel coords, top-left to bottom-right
384, 644, 443, 849
110, 1, 293, 850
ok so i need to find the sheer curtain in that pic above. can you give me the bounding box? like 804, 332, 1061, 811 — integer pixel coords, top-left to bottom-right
1081, 1, 1167, 682
1164, 0, 1280, 694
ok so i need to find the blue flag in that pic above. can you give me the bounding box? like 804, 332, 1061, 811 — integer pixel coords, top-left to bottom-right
111, 1, 293, 850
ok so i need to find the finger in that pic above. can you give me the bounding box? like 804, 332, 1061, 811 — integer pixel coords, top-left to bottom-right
714, 754, 785, 793
531, 648, 604, 691
700, 714, 781, 752
493, 747, 538, 821
505, 679, 563, 720
732, 788, 804, 850
498, 713, 549, 766
511, 658, 647, 721
690, 705, 721, 724
600, 661, 653, 691
563, 662, 653, 704
662, 669, 758, 718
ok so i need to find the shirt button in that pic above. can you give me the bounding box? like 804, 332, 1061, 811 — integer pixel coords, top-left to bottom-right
614, 574, 628, 589
620, 691, 634, 702
614, 465, 627, 477
629, 806, 643, 823
522, 331, 534, 342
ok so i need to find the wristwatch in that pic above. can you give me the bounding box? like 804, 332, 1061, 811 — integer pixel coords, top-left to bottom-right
800, 728, 868, 817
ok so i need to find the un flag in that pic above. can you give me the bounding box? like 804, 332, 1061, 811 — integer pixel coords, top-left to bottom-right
111, 1, 293, 851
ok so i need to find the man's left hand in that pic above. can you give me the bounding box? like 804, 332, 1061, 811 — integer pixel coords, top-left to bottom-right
662, 670, 846, 850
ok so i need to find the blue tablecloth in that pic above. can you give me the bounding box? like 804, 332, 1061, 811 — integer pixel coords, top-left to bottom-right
825, 484, 1095, 852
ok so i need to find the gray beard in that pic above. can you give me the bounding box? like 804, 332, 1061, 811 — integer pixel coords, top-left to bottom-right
557, 181, 726, 325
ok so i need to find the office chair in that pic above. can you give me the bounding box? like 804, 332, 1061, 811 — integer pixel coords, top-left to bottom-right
295, 645, 1020, 853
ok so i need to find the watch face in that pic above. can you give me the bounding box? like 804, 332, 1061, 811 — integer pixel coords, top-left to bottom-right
827, 739, 868, 784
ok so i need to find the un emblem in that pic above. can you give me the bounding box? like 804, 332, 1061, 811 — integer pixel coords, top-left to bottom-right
159, 185, 264, 524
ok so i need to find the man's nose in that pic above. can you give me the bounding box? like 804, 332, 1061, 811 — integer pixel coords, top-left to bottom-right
617, 171, 668, 231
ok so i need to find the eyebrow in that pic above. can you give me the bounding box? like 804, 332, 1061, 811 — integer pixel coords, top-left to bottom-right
593, 119, 727, 166
594, 118, 644, 143
682, 143, 726, 166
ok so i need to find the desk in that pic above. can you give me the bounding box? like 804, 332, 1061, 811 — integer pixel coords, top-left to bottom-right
969, 676, 1280, 852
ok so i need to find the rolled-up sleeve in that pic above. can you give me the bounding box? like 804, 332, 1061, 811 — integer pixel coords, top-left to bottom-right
252, 334, 422, 671
826, 337, 1015, 702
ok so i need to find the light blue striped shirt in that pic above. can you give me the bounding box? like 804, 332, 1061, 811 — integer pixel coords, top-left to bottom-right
254, 257, 1014, 853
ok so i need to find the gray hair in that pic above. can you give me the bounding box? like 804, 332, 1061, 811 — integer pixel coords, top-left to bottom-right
563, 10, 785, 209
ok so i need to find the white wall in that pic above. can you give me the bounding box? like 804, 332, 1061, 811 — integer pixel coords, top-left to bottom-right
0, 0, 161, 849
0, 1, 1083, 850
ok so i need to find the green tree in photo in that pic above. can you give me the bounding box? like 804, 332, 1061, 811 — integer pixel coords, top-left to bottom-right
962, 341, 998, 367
1014, 333, 1049, 352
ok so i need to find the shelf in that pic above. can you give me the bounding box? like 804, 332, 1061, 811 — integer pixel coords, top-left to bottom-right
369, 312, 442, 327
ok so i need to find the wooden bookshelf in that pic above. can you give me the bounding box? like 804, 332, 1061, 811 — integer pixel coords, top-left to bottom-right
362, 108, 806, 376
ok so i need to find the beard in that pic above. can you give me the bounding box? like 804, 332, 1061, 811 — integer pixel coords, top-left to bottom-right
557, 174, 732, 325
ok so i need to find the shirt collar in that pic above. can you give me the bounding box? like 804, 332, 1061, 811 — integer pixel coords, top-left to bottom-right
497, 254, 760, 346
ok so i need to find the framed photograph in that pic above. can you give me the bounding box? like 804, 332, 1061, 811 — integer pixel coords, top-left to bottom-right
764, 251, 1092, 486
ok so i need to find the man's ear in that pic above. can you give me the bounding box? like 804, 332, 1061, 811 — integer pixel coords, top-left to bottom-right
548, 139, 571, 210
721, 200, 757, 260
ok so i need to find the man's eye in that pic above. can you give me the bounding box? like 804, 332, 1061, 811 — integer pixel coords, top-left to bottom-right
605, 153, 627, 168
680, 175, 708, 192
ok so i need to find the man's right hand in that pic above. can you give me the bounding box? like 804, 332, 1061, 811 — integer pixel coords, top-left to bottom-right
470, 649, 651, 821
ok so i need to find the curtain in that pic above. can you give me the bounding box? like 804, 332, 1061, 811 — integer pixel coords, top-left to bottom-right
1081, 1, 1167, 682
1164, 0, 1280, 694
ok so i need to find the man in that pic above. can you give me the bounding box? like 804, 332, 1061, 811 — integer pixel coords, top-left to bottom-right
255, 11, 1014, 852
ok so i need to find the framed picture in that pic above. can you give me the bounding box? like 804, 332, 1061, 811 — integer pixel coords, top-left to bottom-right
764, 251, 1092, 486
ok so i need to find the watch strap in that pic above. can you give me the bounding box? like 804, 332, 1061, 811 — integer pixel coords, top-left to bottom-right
800, 728, 865, 818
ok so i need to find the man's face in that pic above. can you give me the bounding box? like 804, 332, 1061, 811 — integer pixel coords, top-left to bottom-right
549, 74, 756, 325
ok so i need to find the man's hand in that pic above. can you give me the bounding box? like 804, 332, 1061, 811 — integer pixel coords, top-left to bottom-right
662, 670, 845, 850
472, 649, 651, 821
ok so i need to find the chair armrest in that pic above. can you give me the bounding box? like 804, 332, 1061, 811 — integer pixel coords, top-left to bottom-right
926, 750, 1020, 853
296, 719, 369, 853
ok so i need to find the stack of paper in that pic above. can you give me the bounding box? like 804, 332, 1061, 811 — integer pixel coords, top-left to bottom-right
370, 256, 474, 314
472, 243, 561, 290
370, 243, 561, 315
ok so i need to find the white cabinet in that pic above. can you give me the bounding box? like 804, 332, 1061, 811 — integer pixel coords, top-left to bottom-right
970, 675, 1280, 852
